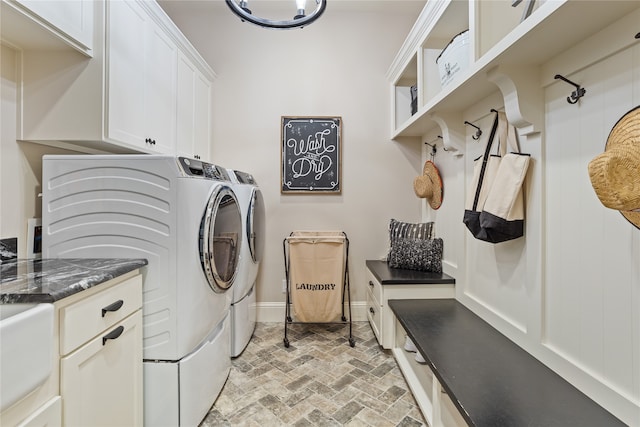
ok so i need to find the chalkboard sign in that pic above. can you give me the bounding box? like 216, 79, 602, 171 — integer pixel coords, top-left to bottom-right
281, 116, 342, 193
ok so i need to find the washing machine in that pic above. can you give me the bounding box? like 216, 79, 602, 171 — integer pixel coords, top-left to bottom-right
226, 169, 266, 357
42, 155, 242, 427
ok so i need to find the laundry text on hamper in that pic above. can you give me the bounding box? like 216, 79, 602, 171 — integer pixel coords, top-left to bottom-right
295, 283, 337, 291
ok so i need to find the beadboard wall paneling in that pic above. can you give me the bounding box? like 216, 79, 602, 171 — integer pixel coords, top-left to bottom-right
419, 131, 465, 278
544, 42, 640, 417
463, 106, 532, 337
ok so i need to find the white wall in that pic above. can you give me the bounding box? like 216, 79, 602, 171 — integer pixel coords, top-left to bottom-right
163, 2, 425, 319
1, 45, 79, 258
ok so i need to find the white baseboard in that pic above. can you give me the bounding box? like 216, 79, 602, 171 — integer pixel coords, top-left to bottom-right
256, 301, 368, 323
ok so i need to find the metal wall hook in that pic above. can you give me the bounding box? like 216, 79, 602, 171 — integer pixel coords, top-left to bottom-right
425, 135, 442, 147
554, 74, 586, 104
464, 121, 482, 140
424, 136, 441, 157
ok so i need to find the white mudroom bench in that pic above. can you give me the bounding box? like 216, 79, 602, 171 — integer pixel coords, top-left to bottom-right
388, 299, 626, 427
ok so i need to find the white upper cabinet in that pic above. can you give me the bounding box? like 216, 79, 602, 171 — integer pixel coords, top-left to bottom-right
193, 71, 212, 161
143, 17, 178, 155
107, 0, 177, 154
0, 0, 93, 56
176, 51, 212, 161
106, 0, 148, 150
17, 0, 214, 155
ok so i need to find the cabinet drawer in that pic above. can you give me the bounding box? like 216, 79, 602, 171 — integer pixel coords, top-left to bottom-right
60, 275, 142, 355
366, 288, 382, 344
366, 270, 382, 304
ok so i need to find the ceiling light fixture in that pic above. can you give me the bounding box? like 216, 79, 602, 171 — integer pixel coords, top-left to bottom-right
225, 0, 327, 30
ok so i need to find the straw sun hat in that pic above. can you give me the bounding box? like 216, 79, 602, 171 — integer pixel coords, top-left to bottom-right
588, 105, 640, 229
413, 160, 443, 210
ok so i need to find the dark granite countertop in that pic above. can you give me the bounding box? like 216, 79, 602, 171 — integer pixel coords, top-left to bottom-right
0, 258, 148, 303
366, 260, 455, 285
388, 299, 625, 427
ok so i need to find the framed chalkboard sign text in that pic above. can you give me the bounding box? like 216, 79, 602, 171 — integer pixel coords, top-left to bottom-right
281, 116, 342, 193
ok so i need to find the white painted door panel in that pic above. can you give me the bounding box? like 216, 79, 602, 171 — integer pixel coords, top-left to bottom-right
176, 53, 196, 158
544, 44, 639, 410
144, 18, 177, 154
193, 71, 211, 161
462, 108, 529, 333
61, 311, 143, 427
107, 0, 146, 147
9, 0, 93, 53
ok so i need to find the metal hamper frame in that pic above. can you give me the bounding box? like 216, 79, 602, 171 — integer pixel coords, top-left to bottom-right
282, 230, 355, 348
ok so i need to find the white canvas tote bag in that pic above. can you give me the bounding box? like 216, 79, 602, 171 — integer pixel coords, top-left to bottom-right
464, 111, 530, 243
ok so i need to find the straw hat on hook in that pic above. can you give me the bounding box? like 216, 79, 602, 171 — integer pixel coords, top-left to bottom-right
414, 160, 443, 210
588, 105, 640, 229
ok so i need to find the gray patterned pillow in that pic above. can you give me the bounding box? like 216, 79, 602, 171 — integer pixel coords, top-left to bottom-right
388, 237, 443, 273
388, 219, 434, 261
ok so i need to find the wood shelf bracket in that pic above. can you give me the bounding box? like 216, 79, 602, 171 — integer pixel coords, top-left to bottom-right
430, 112, 464, 157
486, 65, 543, 137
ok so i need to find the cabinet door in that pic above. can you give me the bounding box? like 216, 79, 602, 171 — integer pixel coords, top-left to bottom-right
193, 70, 211, 161
7, 0, 93, 54
176, 52, 211, 161
176, 52, 196, 158
144, 18, 177, 154
106, 0, 146, 148
60, 311, 143, 427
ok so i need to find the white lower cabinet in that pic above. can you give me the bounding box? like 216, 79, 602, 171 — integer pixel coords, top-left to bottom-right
0, 272, 143, 427
393, 319, 466, 427
57, 273, 143, 426
366, 267, 455, 349
60, 312, 143, 427
16, 396, 61, 427
438, 390, 467, 427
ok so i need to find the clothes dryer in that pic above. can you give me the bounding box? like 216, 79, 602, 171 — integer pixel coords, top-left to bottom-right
227, 169, 266, 357
42, 155, 242, 427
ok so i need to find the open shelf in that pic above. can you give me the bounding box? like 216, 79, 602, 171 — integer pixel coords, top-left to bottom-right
393, 54, 418, 131
389, 0, 640, 141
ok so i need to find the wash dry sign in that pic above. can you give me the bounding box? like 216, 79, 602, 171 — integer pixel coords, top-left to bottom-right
281, 116, 342, 193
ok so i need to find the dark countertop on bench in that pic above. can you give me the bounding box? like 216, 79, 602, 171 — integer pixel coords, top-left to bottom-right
366, 260, 455, 285
388, 299, 625, 427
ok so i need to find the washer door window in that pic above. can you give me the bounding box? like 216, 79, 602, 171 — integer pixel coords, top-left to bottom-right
201, 185, 242, 292
248, 187, 266, 264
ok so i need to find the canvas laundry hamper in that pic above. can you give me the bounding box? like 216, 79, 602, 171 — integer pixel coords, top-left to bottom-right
283, 231, 354, 347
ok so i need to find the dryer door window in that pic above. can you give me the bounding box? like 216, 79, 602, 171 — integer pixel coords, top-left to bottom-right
200, 185, 242, 292
248, 188, 266, 264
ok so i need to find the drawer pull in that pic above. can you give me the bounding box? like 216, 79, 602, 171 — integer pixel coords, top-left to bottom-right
102, 326, 124, 345
369, 307, 375, 315
369, 281, 374, 288
101, 300, 124, 317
